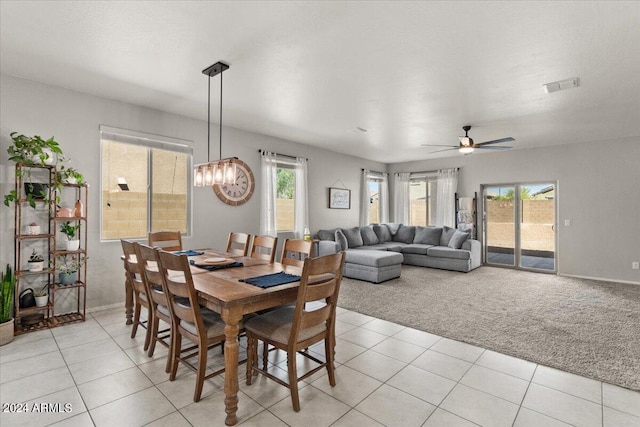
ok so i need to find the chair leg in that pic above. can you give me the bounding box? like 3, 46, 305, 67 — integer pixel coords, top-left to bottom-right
262, 342, 269, 370
245, 334, 254, 385
147, 314, 159, 357
164, 328, 173, 374
325, 337, 336, 387
142, 307, 152, 351
193, 342, 208, 402
287, 350, 300, 412
131, 303, 141, 338
169, 330, 181, 381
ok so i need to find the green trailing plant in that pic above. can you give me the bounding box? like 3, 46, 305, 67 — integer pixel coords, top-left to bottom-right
7, 132, 63, 165
1, 264, 16, 323
56, 166, 85, 185
60, 222, 80, 240
29, 249, 44, 263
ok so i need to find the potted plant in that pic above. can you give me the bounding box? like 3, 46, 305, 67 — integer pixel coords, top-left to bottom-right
56, 166, 85, 185
34, 286, 48, 307
1, 264, 16, 346
57, 255, 87, 285
60, 222, 80, 251
27, 250, 45, 272
26, 222, 41, 235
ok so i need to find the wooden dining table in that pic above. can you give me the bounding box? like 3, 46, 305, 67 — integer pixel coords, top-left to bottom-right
124, 249, 304, 426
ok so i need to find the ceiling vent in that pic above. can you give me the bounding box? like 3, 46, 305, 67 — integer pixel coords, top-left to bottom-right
543, 77, 579, 93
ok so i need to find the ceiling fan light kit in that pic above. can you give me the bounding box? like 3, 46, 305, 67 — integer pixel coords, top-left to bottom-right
194, 61, 238, 188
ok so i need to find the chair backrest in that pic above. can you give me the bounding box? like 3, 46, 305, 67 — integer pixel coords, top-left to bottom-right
280, 239, 313, 267
121, 239, 149, 298
226, 232, 250, 256
148, 231, 183, 252
156, 249, 207, 340
289, 252, 346, 346
134, 242, 170, 309
250, 235, 278, 263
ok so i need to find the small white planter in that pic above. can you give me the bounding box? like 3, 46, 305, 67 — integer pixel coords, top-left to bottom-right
64, 177, 77, 185
66, 240, 80, 251
35, 295, 48, 307
27, 261, 44, 272
26, 225, 41, 235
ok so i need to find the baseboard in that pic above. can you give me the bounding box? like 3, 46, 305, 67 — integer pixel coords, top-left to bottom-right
559, 273, 640, 286
86, 302, 125, 313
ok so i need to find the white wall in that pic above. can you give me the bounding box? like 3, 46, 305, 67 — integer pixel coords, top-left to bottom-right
0, 75, 384, 309
388, 139, 640, 284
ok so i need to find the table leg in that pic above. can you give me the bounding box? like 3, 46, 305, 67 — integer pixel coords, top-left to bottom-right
221, 308, 242, 426
124, 272, 133, 325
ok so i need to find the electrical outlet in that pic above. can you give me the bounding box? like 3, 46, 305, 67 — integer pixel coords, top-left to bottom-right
564, 219, 571, 226
633, 262, 640, 270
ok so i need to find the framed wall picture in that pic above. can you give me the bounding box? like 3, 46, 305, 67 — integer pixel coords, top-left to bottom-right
329, 187, 351, 209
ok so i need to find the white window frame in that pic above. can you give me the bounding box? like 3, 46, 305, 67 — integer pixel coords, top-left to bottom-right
409, 172, 438, 227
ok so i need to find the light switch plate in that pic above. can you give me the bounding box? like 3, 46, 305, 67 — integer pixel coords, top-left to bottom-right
564, 219, 571, 226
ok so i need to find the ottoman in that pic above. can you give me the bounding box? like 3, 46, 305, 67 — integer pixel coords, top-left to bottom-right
343, 249, 403, 283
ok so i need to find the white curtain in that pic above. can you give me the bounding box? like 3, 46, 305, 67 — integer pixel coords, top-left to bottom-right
379, 173, 390, 223
393, 172, 411, 224
435, 168, 458, 227
259, 151, 278, 236
293, 157, 309, 239
359, 169, 370, 226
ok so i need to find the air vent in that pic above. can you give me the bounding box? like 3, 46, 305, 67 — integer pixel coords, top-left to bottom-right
543, 77, 579, 94
349, 127, 368, 134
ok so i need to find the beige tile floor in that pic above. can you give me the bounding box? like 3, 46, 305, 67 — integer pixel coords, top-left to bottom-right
1, 306, 639, 427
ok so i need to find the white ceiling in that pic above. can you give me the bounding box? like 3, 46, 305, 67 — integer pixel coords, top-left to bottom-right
1, 1, 639, 163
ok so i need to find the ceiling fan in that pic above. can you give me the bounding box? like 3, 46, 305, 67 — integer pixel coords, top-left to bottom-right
421, 126, 515, 154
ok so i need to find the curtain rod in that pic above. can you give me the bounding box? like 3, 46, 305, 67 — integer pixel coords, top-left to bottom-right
395, 167, 459, 175
361, 168, 387, 174
258, 149, 307, 161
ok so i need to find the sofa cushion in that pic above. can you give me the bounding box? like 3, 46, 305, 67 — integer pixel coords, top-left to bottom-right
427, 246, 471, 260
392, 225, 416, 244
448, 230, 470, 249
385, 223, 402, 235
341, 227, 363, 248
439, 226, 456, 246
360, 225, 379, 246
414, 226, 442, 245
335, 229, 348, 251
345, 249, 403, 267
373, 224, 392, 242
401, 244, 433, 255
316, 228, 337, 241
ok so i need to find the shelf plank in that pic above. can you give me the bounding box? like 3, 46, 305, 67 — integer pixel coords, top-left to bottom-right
16, 269, 55, 277
16, 233, 55, 240
53, 281, 86, 290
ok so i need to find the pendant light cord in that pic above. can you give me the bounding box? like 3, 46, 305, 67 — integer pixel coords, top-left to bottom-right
207, 74, 211, 162
219, 70, 223, 160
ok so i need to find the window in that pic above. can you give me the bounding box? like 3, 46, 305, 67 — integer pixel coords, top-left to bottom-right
276, 164, 295, 231
100, 126, 192, 240
409, 174, 437, 226
368, 176, 382, 224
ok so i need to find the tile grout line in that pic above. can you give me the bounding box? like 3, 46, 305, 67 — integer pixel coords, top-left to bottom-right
510, 364, 538, 427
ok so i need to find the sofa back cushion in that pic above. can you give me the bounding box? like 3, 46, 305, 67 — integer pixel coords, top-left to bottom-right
414, 226, 442, 245
341, 227, 364, 248
448, 230, 470, 249
316, 228, 337, 241
335, 229, 348, 251
385, 223, 402, 235
440, 226, 457, 246
360, 226, 379, 246
373, 224, 392, 242
392, 225, 416, 244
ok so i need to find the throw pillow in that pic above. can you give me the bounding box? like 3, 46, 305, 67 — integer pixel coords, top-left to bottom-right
335, 229, 348, 251
392, 225, 416, 243
373, 224, 392, 242
341, 227, 363, 248
448, 230, 471, 249
414, 226, 442, 245
316, 228, 336, 241
360, 225, 379, 246
440, 226, 457, 246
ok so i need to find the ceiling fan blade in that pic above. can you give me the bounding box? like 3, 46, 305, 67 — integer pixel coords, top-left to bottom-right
420, 144, 459, 147
476, 145, 512, 150
424, 147, 459, 154
475, 137, 515, 146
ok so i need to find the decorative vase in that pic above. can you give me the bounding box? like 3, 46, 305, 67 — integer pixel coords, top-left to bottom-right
35, 295, 48, 307
59, 271, 78, 285
0, 318, 14, 346
27, 261, 44, 272
26, 225, 41, 235
66, 239, 80, 251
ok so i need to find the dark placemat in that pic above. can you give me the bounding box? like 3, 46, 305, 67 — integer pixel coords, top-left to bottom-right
240, 271, 301, 289
174, 250, 204, 256
189, 260, 244, 271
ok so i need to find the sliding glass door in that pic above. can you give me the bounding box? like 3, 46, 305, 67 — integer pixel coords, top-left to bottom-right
482, 183, 556, 272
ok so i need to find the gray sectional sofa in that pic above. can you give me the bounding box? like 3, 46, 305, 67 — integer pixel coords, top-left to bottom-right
316, 223, 481, 283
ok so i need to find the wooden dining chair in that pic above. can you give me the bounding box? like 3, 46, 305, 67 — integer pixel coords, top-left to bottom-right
148, 231, 183, 252
250, 235, 278, 263
121, 239, 152, 351
156, 249, 229, 402
226, 232, 250, 256
280, 239, 313, 267
134, 242, 175, 373
245, 252, 346, 412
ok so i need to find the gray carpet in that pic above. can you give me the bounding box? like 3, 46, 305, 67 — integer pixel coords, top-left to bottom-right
337, 265, 640, 391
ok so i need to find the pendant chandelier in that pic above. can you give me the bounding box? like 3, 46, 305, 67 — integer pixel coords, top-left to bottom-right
194, 61, 237, 187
